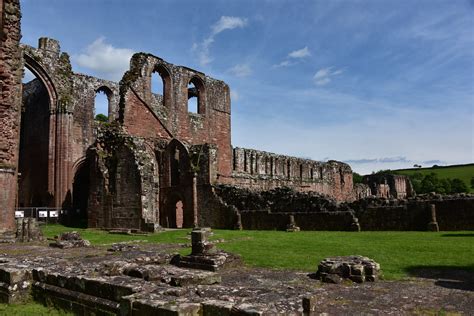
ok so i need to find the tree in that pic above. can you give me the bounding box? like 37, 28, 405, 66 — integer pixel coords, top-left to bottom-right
352, 172, 363, 184
471, 176, 474, 189
95, 113, 108, 122
450, 178, 469, 193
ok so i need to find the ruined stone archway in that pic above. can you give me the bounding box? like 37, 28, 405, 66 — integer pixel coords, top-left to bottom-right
160, 139, 194, 228
70, 157, 90, 227
17, 53, 58, 207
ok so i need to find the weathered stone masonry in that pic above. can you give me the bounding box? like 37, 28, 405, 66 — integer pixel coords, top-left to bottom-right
3, 1, 471, 233
0, 0, 22, 235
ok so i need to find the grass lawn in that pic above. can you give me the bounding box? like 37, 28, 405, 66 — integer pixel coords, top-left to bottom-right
0, 300, 72, 315
42, 224, 474, 280
395, 163, 474, 193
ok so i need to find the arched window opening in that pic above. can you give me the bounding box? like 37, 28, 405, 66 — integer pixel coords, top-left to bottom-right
287, 161, 291, 179
310, 168, 314, 180
151, 65, 171, 107
23, 68, 35, 84
151, 71, 164, 96
300, 164, 304, 179
171, 147, 181, 186
187, 81, 198, 113
243, 152, 248, 172
94, 87, 111, 122
187, 77, 205, 114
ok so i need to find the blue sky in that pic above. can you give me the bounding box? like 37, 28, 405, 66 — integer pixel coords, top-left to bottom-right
21, 0, 473, 174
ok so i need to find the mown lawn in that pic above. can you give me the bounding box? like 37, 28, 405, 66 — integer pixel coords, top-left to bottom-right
42, 224, 474, 280
395, 164, 474, 193
0, 300, 72, 315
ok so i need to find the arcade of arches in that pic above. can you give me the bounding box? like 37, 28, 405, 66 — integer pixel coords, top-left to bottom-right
1, 0, 357, 234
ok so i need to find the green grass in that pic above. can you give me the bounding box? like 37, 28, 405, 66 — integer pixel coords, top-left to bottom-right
41, 225, 474, 280
394, 163, 474, 193
42, 224, 192, 245
0, 301, 71, 315
212, 230, 474, 279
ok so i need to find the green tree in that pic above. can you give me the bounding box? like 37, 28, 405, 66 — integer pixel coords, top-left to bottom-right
450, 178, 469, 193
353, 172, 363, 184
471, 176, 474, 189
95, 113, 108, 122
420, 173, 439, 193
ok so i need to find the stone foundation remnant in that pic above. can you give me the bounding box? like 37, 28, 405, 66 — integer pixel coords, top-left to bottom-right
286, 215, 300, 232
49, 231, 91, 249
15, 218, 43, 242
316, 255, 381, 283
172, 228, 240, 271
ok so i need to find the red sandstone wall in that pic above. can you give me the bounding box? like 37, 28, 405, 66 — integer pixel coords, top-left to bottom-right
220, 148, 355, 202
120, 54, 232, 180
0, 0, 22, 233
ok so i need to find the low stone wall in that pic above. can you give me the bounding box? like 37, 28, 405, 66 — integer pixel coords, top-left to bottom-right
199, 186, 240, 229
240, 210, 356, 231
352, 195, 474, 231
216, 186, 474, 231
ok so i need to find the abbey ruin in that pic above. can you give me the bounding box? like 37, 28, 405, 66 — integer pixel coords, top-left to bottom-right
1, 0, 472, 237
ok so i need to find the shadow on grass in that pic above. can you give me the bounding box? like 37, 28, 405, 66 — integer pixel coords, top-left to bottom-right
405, 265, 474, 292
441, 233, 474, 237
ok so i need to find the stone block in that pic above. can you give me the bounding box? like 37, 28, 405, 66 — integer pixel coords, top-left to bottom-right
316, 256, 380, 284
202, 300, 234, 316
302, 295, 318, 313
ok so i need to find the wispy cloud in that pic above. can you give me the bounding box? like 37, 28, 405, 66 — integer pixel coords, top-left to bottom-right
229, 63, 252, 77
193, 16, 248, 66
344, 156, 411, 164
313, 67, 344, 85
288, 46, 311, 58
73, 37, 134, 81
273, 46, 311, 68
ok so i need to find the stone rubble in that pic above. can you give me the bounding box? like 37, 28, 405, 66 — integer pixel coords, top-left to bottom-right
316, 255, 381, 283
49, 231, 91, 249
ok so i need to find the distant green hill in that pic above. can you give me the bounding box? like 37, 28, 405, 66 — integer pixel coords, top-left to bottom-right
393, 163, 474, 193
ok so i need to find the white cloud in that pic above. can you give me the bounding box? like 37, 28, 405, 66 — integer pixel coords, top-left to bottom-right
73, 37, 134, 81
212, 16, 248, 35
313, 67, 344, 86
194, 16, 247, 67
274, 46, 311, 68
229, 63, 252, 77
288, 46, 311, 58
272, 60, 294, 68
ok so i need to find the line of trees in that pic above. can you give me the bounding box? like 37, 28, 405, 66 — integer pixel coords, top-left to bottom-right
407, 172, 468, 194
352, 171, 470, 195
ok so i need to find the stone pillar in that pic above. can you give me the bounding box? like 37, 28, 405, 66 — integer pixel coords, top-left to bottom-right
286, 214, 300, 232
427, 204, 439, 232
350, 216, 361, 232
191, 228, 215, 255
0, 0, 22, 236
234, 212, 243, 230
54, 110, 73, 208
192, 172, 198, 228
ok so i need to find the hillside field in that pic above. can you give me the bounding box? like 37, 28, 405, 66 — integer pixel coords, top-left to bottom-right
394, 164, 474, 193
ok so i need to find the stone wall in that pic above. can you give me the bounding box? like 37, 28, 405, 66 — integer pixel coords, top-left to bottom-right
215, 186, 474, 231
19, 39, 120, 209
220, 148, 354, 202
0, 0, 22, 234
363, 174, 414, 199
240, 210, 356, 231
119, 53, 232, 179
